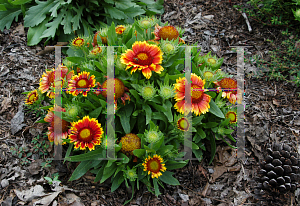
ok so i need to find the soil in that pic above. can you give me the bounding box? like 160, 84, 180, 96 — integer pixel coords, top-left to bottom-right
0, 0, 300, 205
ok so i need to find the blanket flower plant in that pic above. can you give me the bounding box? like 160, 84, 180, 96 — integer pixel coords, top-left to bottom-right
24, 17, 238, 203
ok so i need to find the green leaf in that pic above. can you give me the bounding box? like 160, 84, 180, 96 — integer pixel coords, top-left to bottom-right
165, 160, 188, 170
0, 8, 21, 31
88, 107, 102, 119
71, 6, 84, 31
129, 89, 141, 103
40, 12, 63, 38
27, 18, 48, 46
208, 134, 216, 165
168, 74, 183, 80
66, 148, 105, 162
106, 5, 126, 20
24, 0, 56, 27
153, 178, 161, 196
163, 100, 173, 122
142, 104, 152, 125
123, 6, 145, 18
148, 102, 166, 112
203, 122, 219, 128
69, 160, 100, 181
192, 116, 204, 126
196, 128, 206, 139
206, 91, 216, 98
209, 99, 225, 118
111, 172, 124, 192
159, 171, 180, 185
115, 0, 137, 10
117, 106, 133, 134
8, 0, 32, 5
107, 21, 117, 45
192, 149, 203, 162
100, 162, 117, 183
63, 143, 73, 164
61, 9, 72, 34
35, 119, 47, 123
156, 145, 173, 157
0, 4, 7, 11
94, 165, 105, 182
133, 149, 145, 158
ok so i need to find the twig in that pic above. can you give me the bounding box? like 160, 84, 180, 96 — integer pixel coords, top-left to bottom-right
242, 13, 252, 32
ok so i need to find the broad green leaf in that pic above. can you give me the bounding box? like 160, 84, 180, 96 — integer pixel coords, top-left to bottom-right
203, 122, 218, 128
94, 164, 105, 182
24, 0, 56, 27
115, 0, 137, 10
69, 160, 100, 181
192, 149, 203, 162
133, 149, 145, 158
148, 102, 166, 112
153, 178, 161, 196
0, 4, 7, 11
159, 171, 180, 185
206, 91, 216, 98
142, 104, 151, 125
209, 99, 225, 118
111, 172, 124, 192
27, 18, 48, 46
0, 8, 21, 31
156, 145, 173, 157
66, 148, 105, 162
196, 128, 206, 139
168, 74, 184, 80
165, 160, 188, 170
106, 5, 126, 20
61, 9, 72, 34
88, 107, 102, 119
163, 100, 173, 122
8, 0, 32, 5
208, 134, 216, 165
40, 12, 63, 38
192, 116, 204, 126
123, 6, 145, 18
100, 162, 117, 183
71, 6, 84, 31
129, 89, 141, 103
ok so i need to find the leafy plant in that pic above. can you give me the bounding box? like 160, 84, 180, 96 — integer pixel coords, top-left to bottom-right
241, 0, 300, 30
0, 0, 164, 46
10, 145, 32, 165
249, 29, 300, 86
25, 17, 238, 202
44, 172, 61, 184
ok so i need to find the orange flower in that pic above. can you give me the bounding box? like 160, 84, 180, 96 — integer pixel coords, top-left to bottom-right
69, 116, 104, 151
115, 25, 126, 34
142, 154, 166, 178
174, 73, 211, 116
214, 78, 240, 104
25, 90, 38, 105
67, 71, 95, 97
44, 106, 70, 145
154, 24, 185, 43
72, 37, 84, 47
120, 41, 164, 79
39, 69, 55, 98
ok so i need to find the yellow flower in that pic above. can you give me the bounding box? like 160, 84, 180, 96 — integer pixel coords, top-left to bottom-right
25, 90, 38, 105
142, 154, 167, 178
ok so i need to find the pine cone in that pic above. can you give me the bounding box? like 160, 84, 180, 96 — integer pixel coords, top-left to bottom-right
256, 143, 300, 194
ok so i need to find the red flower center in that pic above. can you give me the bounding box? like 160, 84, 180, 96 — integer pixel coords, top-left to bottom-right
51, 118, 69, 133
191, 84, 204, 102
147, 158, 161, 173
78, 128, 92, 141
134, 52, 152, 65
76, 79, 88, 88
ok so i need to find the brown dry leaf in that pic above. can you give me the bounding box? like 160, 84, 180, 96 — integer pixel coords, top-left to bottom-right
273, 99, 281, 106
210, 165, 227, 183
0, 97, 12, 114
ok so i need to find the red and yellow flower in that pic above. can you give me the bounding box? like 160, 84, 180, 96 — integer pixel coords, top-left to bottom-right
226, 111, 237, 124
39, 69, 56, 98
25, 90, 38, 105
174, 73, 211, 116
44, 106, 70, 145
142, 154, 167, 178
177, 117, 190, 131
90, 46, 102, 55
67, 71, 95, 97
115, 25, 126, 34
214, 78, 240, 104
154, 24, 185, 43
120, 41, 164, 79
72, 37, 84, 47
69, 116, 104, 151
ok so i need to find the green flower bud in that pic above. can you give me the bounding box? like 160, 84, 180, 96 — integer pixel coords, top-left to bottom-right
144, 129, 163, 143
125, 168, 138, 181
159, 84, 174, 99
65, 104, 81, 118
139, 83, 156, 100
